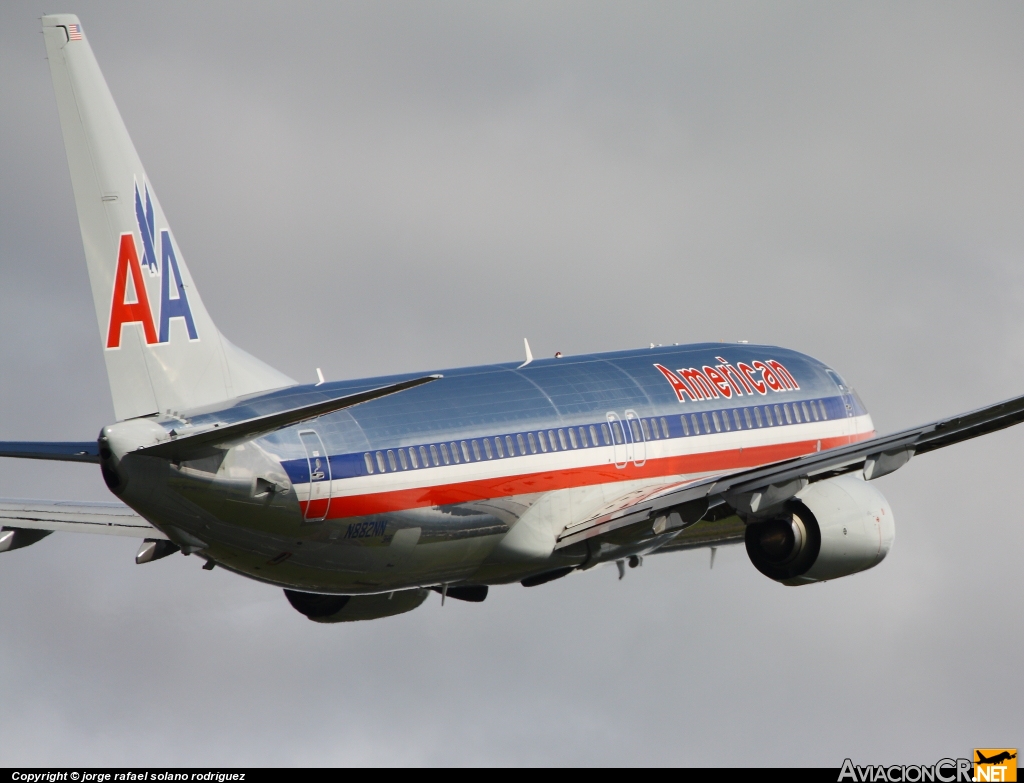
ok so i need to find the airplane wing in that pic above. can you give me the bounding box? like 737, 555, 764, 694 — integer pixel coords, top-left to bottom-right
557, 391, 1024, 551
0, 499, 162, 541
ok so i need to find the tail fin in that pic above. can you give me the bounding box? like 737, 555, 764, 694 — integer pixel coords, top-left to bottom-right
42, 15, 294, 420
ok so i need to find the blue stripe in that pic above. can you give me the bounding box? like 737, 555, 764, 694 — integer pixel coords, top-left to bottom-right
281, 394, 852, 485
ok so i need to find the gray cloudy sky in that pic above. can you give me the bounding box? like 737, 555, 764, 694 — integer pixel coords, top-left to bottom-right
1, 0, 1022, 766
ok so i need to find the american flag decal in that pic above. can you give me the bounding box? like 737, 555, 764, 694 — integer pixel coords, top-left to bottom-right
67, 24, 83, 41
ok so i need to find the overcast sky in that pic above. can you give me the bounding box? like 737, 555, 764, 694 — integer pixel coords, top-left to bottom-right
1, 1, 1022, 767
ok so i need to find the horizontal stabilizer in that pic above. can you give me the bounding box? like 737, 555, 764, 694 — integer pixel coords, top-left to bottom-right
0, 441, 99, 463
0, 499, 162, 539
136, 375, 443, 461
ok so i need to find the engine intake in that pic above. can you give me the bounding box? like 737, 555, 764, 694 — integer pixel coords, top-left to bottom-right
745, 474, 894, 585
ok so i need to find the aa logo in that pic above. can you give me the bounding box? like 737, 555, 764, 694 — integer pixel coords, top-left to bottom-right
974, 749, 1017, 782
106, 181, 198, 349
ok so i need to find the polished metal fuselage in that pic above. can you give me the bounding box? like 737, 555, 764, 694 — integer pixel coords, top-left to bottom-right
104, 342, 872, 593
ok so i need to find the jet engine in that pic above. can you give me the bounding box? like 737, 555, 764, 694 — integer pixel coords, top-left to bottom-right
284, 587, 430, 623
744, 474, 894, 585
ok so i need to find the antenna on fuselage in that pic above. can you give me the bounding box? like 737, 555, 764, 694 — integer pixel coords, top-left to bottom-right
517, 338, 534, 369
315, 368, 325, 386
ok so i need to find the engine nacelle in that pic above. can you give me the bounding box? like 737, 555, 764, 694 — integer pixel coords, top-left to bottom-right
744, 474, 894, 585
284, 588, 430, 623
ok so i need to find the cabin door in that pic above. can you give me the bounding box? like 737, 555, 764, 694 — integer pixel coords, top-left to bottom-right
298, 429, 332, 523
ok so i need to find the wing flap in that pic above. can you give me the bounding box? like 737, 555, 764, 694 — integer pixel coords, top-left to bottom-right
556, 481, 711, 549
0, 499, 163, 539
654, 513, 746, 553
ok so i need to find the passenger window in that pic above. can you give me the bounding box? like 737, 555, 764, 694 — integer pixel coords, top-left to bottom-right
680, 415, 689, 436
548, 430, 558, 451
472, 440, 481, 460
792, 404, 801, 423
702, 412, 711, 432
744, 408, 753, 428
532, 432, 543, 453
399, 449, 408, 470
660, 417, 669, 438
376, 451, 386, 472
483, 438, 493, 459
419, 446, 429, 466
517, 434, 526, 454
712, 412, 722, 432
775, 405, 784, 424
440, 443, 451, 464
496, 437, 505, 458
601, 424, 611, 445
692, 414, 701, 434
589, 425, 598, 446
801, 402, 810, 422
783, 404, 792, 424
807, 402, 817, 421
461, 441, 472, 462
506, 435, 515, 456
387, 450, 397, 471
429, 445, 440, 466
364, 453, 374, 474
764, 406, 773, 426
642, 419, 652, 439
568, 428, 578, 448
721, 411, 731, 431
734, 409, 743, 429
819, 400, 828, 420
449, 442, 460, 463
629, 420, 641, 441
754, 407, 763, 427
558, 429, 568, 449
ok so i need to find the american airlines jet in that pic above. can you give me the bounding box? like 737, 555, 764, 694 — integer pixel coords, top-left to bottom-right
3, 15, 1023, 623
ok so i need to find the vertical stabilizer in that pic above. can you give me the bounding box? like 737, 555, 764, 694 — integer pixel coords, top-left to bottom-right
42, 15, 294, 420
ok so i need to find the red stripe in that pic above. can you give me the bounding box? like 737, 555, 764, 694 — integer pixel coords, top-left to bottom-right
300, 431, 873, 520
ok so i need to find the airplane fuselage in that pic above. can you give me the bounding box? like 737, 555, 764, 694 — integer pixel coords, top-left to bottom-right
103, 342, 875, 593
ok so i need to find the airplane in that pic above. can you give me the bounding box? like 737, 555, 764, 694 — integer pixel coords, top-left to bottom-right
3, 14, 1024, 623
976, 753, 1017, 766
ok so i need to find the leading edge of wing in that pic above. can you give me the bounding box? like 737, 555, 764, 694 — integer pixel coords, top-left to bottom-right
0, 498, 163, 538
556, 390, 1024, 549
0, 441, 99, 463
134, 375, 443, 461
